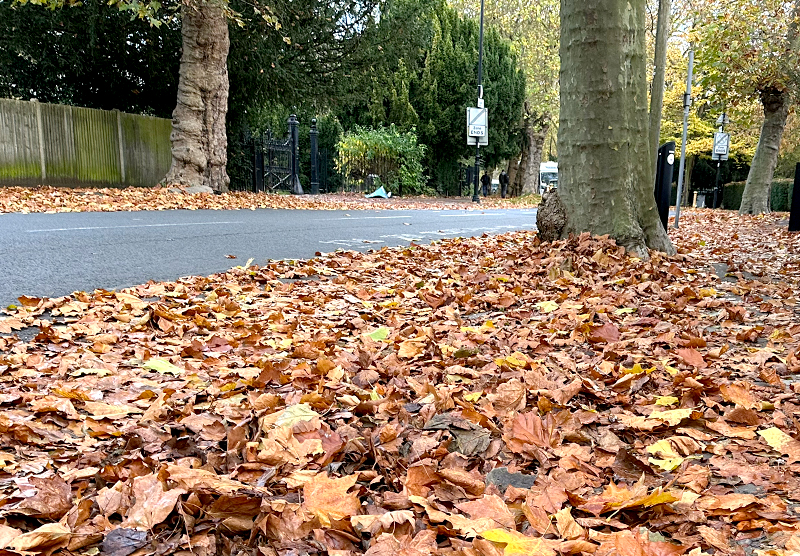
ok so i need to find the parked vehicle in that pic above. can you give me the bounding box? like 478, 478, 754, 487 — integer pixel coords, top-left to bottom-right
539, 161, 558, 194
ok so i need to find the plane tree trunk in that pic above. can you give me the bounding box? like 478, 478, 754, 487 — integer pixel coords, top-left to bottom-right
164, 1, 230, 193
522, 108, 550, 195
739, 87, 791, 214
549, 0, 674, 259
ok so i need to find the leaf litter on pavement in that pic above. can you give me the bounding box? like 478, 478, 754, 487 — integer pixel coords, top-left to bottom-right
0, 208, 798, 556
0, 186, 536, 214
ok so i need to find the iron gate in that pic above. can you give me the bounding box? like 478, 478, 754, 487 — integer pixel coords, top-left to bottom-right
251, 128, 292, 192
232, 114, 302, 194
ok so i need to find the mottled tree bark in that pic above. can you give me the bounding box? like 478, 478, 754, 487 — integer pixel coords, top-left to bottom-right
506, 157, 519, 193
553, 0, 674, 258
511, 144, 528, 197
739, 88, 791, 214
521, 107, 550, 195
164, 1, 230, 192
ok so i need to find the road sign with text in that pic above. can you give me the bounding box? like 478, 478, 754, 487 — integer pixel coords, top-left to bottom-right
712, 132, 730, 161
467, 107, 488, 146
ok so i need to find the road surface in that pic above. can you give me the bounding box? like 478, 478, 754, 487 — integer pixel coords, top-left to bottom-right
0, 207, 538, 307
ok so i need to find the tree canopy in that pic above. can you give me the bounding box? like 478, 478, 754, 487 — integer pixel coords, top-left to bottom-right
0, 0, 180, 116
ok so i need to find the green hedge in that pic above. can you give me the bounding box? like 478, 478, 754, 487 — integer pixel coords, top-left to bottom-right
722, 179, 795, 211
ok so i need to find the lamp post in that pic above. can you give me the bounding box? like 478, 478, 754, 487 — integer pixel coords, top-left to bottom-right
472, 0, 485, 203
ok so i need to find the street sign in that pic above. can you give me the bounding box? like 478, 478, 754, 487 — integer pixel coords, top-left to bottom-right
467, 107, 488, 146
712, 132, 730, 161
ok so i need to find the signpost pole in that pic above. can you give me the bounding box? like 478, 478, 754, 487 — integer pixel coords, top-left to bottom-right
712, 111, 728, 209
674, 49, 693, 228
472, 0, 485, 203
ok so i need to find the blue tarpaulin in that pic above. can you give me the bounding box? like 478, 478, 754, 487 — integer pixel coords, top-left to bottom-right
365, 186, 391, 199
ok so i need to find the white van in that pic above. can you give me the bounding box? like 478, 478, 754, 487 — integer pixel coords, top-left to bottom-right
539, 161, 558, 194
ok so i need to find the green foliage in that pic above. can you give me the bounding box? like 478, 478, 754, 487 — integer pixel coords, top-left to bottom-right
342, 1, 525, 193
0, 0, 180, 117
692, 0, 800, 108
413, 2, 525, 190
722, 179, 794, 211
336, 126, 427, 195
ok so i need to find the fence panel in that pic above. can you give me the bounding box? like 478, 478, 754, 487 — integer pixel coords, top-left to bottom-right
0, 98, 171, 188
120, 112, 173, 187
41, 102, 78, 182
0, 100, 41, 183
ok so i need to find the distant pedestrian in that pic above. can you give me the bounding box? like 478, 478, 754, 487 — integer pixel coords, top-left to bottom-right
499, 169, 509, 198
481, 172, 491, 197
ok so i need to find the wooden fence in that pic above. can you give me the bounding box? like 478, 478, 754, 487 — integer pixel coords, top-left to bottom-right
0, 98, 172, 188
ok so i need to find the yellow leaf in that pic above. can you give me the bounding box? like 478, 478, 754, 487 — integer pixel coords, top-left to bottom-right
629, 488, 679, 508
655, 396, 679, 406
649, 408, 693, 426
464, 392, 482, 402
646, 439, 679, 458
621, 363, 655, 375
648, 457, 684, 471
663, 364, 678, 376
758, 427, 800, 458
615, 307, 636, 315
495, 352, 527, 368
141, 358, 183, 376
536, 300, 559, 313
481, 529, 557, 556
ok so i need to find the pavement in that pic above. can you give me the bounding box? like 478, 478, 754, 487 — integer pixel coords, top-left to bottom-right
0, 207, 538, 307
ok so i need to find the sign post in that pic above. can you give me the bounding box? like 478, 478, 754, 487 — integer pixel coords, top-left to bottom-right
711, 113, 730, 208
470, 0, 486, 203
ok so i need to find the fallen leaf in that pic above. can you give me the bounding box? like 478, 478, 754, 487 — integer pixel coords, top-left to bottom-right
302, 472, 361, 526
481, 528, 558, 556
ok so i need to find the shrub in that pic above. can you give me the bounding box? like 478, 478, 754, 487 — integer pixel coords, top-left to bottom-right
336, 125, 428, 195
722, 179, 794, 211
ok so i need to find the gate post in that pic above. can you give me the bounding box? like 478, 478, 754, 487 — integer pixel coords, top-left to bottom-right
310, 119, 319, 195
289, 114, 304, 195
253, 131, 264, 192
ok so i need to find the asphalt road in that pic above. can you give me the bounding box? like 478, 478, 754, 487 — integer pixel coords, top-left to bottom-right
0, 207, 538, 307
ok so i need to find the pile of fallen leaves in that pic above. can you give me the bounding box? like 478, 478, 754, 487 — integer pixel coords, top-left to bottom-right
0, 186, 537, 214
0, 209, 798, 556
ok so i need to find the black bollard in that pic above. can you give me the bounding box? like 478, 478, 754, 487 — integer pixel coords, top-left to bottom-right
654, 142, 676, 231
790, 163, 800, 232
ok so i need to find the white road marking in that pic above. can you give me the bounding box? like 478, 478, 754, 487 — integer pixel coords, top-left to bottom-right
27, 221, 244, 233
440, 213, 504, 217
331, 216, 410, 220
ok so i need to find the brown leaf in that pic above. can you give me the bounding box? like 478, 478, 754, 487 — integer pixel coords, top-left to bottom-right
12, 475, 72, 520
505, 411, 559, 455
456, 494, 515, 529
0, 525, 21, 550
588, 322, 620, 344
675, 348, 707, 368
302, 472, 361, 526
719, 382, 757, 409
697, 525, 731, 552
8, 523, 71, 556
554, 507, 585, 540
123, 474, 186, 529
